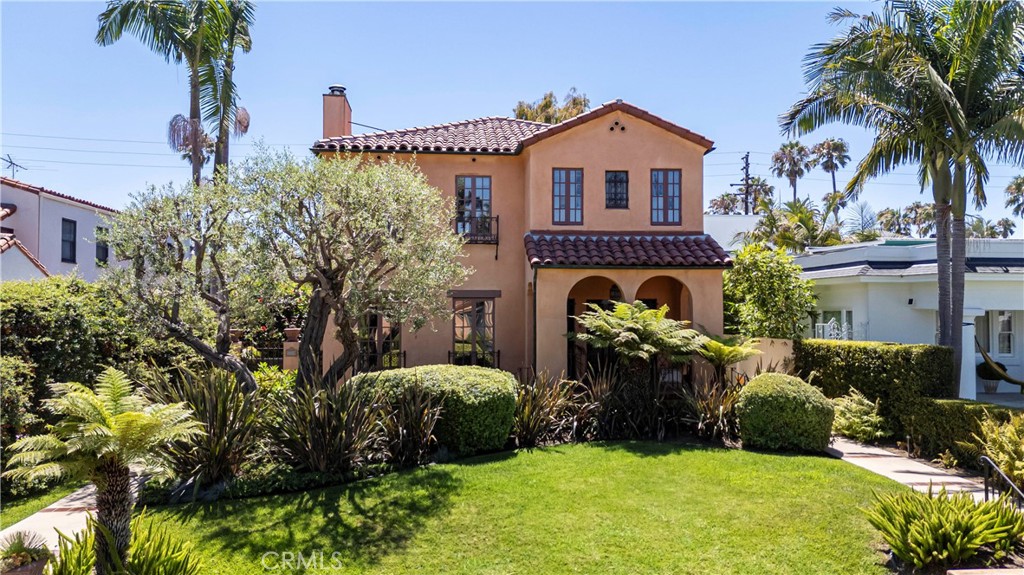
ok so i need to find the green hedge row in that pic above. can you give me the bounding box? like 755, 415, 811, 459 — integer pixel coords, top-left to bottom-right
904, 398, 1021, 459
793, 339, 955, 433
352, 364, 517, 455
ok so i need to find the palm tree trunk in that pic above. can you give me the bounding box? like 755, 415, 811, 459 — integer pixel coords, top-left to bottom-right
189, 64, 202, 187
791, 179, 798, 203
935, 202, 952, 346
949, 162, 968, 388
214, 30, 237, 179
94, 460, 132, 575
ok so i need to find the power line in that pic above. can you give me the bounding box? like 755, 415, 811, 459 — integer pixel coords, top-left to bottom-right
15, 157, 186, 169
2, 144, 185, 157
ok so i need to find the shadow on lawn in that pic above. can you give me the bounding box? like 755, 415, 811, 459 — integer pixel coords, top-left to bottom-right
593, 437, 725, 458
158, 466, 461, 572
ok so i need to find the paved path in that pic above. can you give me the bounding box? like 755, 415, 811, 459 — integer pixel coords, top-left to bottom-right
0, 484, 97, 552
828, 437, 988, 500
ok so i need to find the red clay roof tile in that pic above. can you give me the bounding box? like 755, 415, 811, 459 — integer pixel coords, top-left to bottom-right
524, 232, 731, 268
1, 177, 118, 213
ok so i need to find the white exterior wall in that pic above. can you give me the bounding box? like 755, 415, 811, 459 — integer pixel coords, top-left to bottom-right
0, 181, 116, 282
0, 249, 47, 281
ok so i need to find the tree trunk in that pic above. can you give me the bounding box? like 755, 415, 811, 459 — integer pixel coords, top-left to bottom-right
93, 460, 132, 575
950, 162, 968, 388
935, 202, 952, 346
298, 289, 329, 386
162, 318, 256, 391
189, 64, 203, 187
213, 35, 235, 179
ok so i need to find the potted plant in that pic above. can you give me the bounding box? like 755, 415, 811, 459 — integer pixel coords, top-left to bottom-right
0, 532, 50, 575
977, 361, 1006, 394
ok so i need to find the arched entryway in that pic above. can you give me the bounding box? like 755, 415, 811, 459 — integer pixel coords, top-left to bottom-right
634, 276, 693, 324
566, 276, 623, 379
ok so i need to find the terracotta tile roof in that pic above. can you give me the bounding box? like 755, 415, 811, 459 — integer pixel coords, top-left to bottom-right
0, 233, 49, 276
312, 117, 550, 154
524, 232, 732, 268
1, 177, 118, 213
312, 100, 714, 155
0, 203, 16, 221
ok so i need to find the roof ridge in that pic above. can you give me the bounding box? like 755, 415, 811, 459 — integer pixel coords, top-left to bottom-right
316, 115, 551, 143
1, 177, 118, 213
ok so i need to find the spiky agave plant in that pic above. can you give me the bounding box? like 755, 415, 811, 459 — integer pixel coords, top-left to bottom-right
2, 368, 202, 575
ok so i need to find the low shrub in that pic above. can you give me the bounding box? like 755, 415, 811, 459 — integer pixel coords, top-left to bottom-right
46, 513, 202, 575
958, 412, 1024, 490
0, 530, 50, 572
381, 381, 441, 468
864, 488, 1024, 570
736, 373, 834, 452
270, 374, 383, 476
904, 398, 1020, 459
680, 365, 742, 442
793, 339, 955, 434
142, 367, 262, 492
833, 388, 891, 444
512, 372, 575, 448
352, 365, 516, 455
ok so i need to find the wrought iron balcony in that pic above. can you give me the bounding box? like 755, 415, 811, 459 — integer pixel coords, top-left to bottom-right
449, 349, 500, 369
353, 350, 406, 376
456, 215, 499, 245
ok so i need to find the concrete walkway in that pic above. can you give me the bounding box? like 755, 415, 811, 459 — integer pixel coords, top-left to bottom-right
828, 437, 989, 500
0, 484, 97, 552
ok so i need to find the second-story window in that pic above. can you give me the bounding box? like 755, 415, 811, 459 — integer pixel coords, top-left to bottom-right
61, 218, 77, 263
605, 171, 629, 209
456, 176, 493, 242
651, 169, 681, 225
553, 168, 583, 225
95, 226, 109, 266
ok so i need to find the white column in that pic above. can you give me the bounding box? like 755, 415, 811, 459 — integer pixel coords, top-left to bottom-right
959, 309, 982, 400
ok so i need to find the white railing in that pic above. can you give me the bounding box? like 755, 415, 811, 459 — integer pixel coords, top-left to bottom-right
815, 318, 853, 340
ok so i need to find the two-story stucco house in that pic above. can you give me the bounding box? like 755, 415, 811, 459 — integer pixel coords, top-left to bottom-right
313, 87, 731, 377
1, 177, 117, 282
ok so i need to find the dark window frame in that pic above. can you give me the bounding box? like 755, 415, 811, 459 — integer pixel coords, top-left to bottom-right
552, 168, 584, 225
605, 171, 629, 209
455, 175, 493, 235
650, 169, 682, 225
354, 313, 403, 374
451, 297, 497, 367
95, 226, 109, 266
61, 218, 77, 263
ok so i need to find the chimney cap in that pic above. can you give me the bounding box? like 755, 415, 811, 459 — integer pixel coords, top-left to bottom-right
328, 84, 346, 96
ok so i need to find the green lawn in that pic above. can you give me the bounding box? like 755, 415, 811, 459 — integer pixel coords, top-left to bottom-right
148, 442, 900, 575
1, 481, 84, 530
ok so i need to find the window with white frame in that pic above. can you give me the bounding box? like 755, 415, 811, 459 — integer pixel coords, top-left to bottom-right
996, 310, 1014, 355
817, 309, 853, 339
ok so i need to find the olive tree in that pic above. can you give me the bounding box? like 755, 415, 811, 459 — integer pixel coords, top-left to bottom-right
239, 150, 468, 384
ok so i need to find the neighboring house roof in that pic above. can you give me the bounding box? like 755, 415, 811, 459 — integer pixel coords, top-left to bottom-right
524, 232, 731, 268
0, 177, 118, 213
801, 259, 1024, 280
0, 232, 49, 276
0, 203, 16, 221
312, 100, 714, 155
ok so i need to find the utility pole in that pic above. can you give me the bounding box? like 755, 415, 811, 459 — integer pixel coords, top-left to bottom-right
2, 154, 26, 179
728, 152, 752, 214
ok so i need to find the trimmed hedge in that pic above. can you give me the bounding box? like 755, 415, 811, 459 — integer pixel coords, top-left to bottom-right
736, 373, 835, 453
793, 339, 955, 433
904, 397, 1021, 459
352, 365, 516, 455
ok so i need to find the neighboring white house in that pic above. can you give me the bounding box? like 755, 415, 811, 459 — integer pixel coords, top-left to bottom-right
0, 232, 48, 281
795, 238, 1024, 400
0, 177, 117, 282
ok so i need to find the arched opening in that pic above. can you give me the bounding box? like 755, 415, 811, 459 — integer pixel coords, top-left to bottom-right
566, 276, 623, 380
635, 276, 693, 324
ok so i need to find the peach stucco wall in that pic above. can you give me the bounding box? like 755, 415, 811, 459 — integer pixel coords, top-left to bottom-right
523, 109, 707, 233
321, 108, 721, 377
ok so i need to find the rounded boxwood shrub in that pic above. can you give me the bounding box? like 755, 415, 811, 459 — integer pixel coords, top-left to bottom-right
352, 365, 516, 455
736, 373, 835, 453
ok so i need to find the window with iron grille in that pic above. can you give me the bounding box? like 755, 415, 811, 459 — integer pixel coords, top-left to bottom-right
61, 218, 77, 263
651, 169, 681, 225
355, 314, 402, 374
452, 298, 496, 367
553, 168, 583, 225
455, 176, 492, 239
605, 171, 628, 209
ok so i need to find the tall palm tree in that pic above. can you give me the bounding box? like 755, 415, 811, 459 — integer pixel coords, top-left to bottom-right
906, 201, 936, 238
781, 1, 1024, 382
813, 138, 852, 220
1006, 175, 1024, 217
746, 198, 842, 253
994, 217, 1017, 238
97, 1, 226, 186
3, 368, 201, 575
771, 141, 814, 202
877, 207, 910, 236
205, 0, 255, 178
845, 201, 880, 242
967, 217, 999, 238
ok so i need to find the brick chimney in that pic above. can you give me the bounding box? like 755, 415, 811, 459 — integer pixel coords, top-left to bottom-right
323, 84, 352, 138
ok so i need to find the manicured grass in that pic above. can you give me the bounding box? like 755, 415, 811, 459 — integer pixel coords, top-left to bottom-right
1, 481, 84, 530
149, 442, 901, 574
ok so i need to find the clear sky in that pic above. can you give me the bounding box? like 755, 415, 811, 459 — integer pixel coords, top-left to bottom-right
2, 1, 1022, 234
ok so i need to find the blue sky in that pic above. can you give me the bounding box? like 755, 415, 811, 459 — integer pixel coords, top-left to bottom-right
2, 1, 1022, 232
